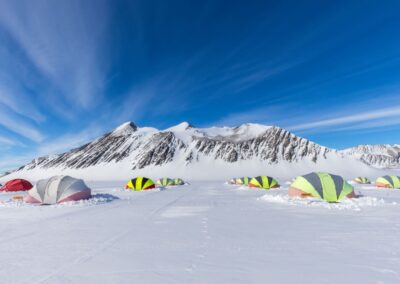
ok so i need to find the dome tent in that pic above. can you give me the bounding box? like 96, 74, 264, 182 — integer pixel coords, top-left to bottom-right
24, 176, 91, 205
126, 177, 155, 191
375, 176, 400, 188
249, 176, 279, 189
1, 179, 33, 192
173, 178, 185, 186
228, 178, 237, 184
157, 178, 174, 187
236, 177, 250, 186
354, 177, 370, 184
289, 172, 355, 202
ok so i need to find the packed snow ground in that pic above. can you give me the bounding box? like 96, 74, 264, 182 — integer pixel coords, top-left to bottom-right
0, 181, 399, 283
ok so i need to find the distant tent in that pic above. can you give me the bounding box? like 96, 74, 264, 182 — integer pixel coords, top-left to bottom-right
249, 176, 279, 189
375, 176, 400, 188
1, 179, 33, 192
236, 177, 251, 186
24, 176, 91, 204
354, 177, 370, 184
173, 178, 185, 186
157, 178, 174, 187
126, 177, 155, 191
289, 172, 355, 202
228, 178, 237, 184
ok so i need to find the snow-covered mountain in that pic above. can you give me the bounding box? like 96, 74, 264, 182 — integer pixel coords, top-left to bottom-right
341, 144, 400, 169
19, 122, 333, 170
4, 122, 389, 181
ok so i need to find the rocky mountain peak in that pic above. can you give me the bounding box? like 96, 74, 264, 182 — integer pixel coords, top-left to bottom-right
111, 121, 137, 136
165, 122, 193, 132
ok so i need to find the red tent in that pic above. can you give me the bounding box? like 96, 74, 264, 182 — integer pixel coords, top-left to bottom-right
0, 179, 33, 192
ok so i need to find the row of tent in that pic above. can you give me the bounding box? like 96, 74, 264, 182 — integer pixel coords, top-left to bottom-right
229, 176, 279, 189
229, 173, 400, 202
0, 176, 185, 205
126, 177, 185, 190
0, 174, 398, 205
348, 175, 400, 188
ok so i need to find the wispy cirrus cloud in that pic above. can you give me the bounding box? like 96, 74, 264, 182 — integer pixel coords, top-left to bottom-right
115, 47, 304, 125
0, 123, 104, 172
0, 0, 112, 110
208, 92, 400, 135
0, 107, 45, 142
209, 105, 289, 127
288, 106, 400, 131
0, 82, 45, 123
35, 124, 104, 156
333, 117, 400, 133
0, 136, 22, 147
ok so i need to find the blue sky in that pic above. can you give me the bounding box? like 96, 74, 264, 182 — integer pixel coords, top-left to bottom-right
0, 0, 400, 171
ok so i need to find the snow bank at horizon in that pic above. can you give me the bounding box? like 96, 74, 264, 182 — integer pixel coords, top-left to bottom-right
1, 153, 391, 183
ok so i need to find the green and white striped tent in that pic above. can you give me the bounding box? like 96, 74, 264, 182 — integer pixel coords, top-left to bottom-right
157, 178, 175, 186
173, 178, 185, 186
235, 177, 251, 186
375, 176, 400, 188
354, 177, 370, 184
289, 172, 354, 202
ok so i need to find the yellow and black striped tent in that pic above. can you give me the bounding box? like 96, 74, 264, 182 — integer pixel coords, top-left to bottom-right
354, 177, 370, 184
249, 176, 279, 189
290, 172, 354, 202
375, 176, 400, 188
126, 177, 155, 191
157, 178, 174, 187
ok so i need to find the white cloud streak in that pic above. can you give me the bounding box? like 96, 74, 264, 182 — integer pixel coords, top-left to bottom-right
209, 105, 289, 127
0, 83, 45, 123
0, 136, 21, 147
0, 0, 111, 109
288, 106, 400, 132
35, 126, 103, 156
0, 107, 45, 142
0, 124, 104, 172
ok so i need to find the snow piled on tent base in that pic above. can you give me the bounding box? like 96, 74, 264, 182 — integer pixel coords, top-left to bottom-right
259, 193, 396, 211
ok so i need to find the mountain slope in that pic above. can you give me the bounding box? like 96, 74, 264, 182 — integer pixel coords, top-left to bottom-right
6, 122, 386, 181
341, 144, 400, 169
17, 122, 333, 170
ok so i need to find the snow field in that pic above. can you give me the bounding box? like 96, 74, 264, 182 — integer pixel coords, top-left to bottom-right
0, 181, 398, 283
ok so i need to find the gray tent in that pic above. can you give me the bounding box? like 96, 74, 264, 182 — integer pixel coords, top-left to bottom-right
25, 176, 91, 205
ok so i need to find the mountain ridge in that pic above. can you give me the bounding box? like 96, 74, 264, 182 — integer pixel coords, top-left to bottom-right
3, 121, 396, 181
341, 144, 400, 169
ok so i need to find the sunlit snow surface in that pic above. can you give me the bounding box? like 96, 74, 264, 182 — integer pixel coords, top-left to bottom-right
260, 192, 393, 211
0, 181, 399, 283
